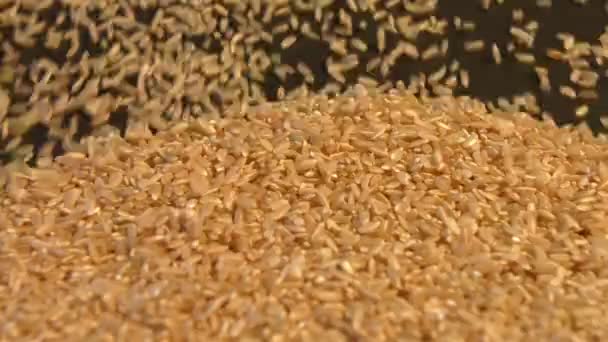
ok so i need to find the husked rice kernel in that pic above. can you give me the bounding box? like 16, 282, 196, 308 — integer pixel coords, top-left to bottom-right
281, 35, 297, 49
560, 85, 577, 99
464, 40, 485, 52
459, 69, 470, 88
575, 104, 589, 117
491, 43, 502, 64
514, 52, 535, 64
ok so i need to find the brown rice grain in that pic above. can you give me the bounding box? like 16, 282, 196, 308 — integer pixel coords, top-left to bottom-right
459, 70, 470, 88
575, 104, 589, 117
560, 85, 577, 99
5, 90, 608, 339
351, 38, 368, 52
464, 40, 485, 52
280, 35, 297, 49
510, 27, 535, 47
377, 27, 386, 52
492, 43, 502, 64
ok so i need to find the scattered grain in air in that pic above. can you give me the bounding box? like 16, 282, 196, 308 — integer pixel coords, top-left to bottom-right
557, 32, 575, 50
560, 85, 577, 99
272, 23, 290, 35
444, 75, 458, 88
329, 38, 348, 56
351, 38, 368, 52
537, 0, 552, 7
510, 27, 534, 47
301, 22, 320, 40
492, 43, 502, 64
449, 60, 460, 72
572, 70, 599, 88
373, 9, 389, 21
432, 84, 453, 96
387, 0, 400, 8
377, 27, 386, 52
289, 14, 300, 31
366, 57, 382, 72
280, 35, 297, 49
459, 69, 470, 88
462, 21, 476, 31
546, 48, 564, 60
327, 64, 346, 84
0, 89, 9, 122
429, 66, 447, 83
357, 76, 378, 87
570, 58, 591, 69
525, 21, 539, 32
441, 39, 449, 55
422, 44, 441, 60
276, 86, 286, 100
346, 0, 358, 11
514, 52, 536, 64
454, 16, 462, 30
576, 104, 589, 117
497, 97, 512, 110
512, 9, 525, 22
464, 40, 485, 52
534, 67, 551, 92
398, 41, 420, 59
297, 62, 315, 84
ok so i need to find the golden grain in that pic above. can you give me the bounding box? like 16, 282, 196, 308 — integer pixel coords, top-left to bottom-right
491, 43, 502, 64
559, 85, 577, 99
3, 91, 608, 340
464, 40, 485, 52
280, 35, 298, 49
514, 52, 536, 64
2, 7, 608, 341
576, 104, 589, 117
459, 69, 470, 88
510, 27, 535, 47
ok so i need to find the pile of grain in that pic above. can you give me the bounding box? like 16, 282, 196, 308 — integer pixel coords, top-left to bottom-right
2, 89, 608, 340
2, 0, 608, 165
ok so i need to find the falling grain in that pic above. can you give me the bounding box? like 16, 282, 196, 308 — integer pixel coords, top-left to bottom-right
377, 27, 386, 52
464, 40, 485, 52
534, 67, 551, 92
491, 43, 502, 64
510, 27, 535, 47
459, 69, 470, 88
514, 52, 536, 64
560, 85, 577, 99
422, 44, 441, 60
576, 104, 589, 117
280, 35, 298, 49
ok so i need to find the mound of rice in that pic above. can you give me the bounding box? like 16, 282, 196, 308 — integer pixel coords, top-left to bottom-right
1, 89, 608, 340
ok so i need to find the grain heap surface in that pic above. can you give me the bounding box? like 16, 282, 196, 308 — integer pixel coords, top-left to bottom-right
2, 89, 608, 341
2, 0, 608, 165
